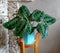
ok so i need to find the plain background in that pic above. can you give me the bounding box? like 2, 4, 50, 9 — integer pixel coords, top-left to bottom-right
18, 0, 60, 53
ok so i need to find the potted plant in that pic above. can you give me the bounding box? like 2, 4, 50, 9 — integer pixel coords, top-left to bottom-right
3, 5, 56, 44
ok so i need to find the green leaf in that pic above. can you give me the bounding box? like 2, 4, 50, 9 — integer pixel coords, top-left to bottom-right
24, 22, 33, 34
13, 21, 33, 36
13, 20, 26, 36
20, 22, 33, 37
3, 16, 20, 30
30, 9, 44, 22
43, 14, 56, 25
18, 5, 30, 20
37, 23, 49, 39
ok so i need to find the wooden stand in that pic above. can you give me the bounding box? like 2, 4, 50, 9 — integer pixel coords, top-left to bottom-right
17, 33, 40, 53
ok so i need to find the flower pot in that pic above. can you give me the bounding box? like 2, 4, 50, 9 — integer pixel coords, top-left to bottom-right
19, 32, 35, 44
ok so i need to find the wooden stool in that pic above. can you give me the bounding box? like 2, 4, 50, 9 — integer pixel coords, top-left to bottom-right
17, 33, 40, 53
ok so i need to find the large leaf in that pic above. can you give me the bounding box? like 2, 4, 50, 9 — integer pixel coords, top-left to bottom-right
18, 22, 33, 37
43, 14, 56, 25
18, 5, 30, 20
24, 22, 33, 34
37, 23, 49, 39
30, 9, 44, 22
20, 22, 33, 37
3, 16, 20, 30
13, 20, 26, 36
13, 21, 33, 36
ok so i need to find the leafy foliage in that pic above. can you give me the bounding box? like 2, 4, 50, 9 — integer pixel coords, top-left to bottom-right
18, 5, 30, 20
13, 19, 26, 36
30, 9, 56, 39
30, 9, 46, 22
43, 14, 56, 25
24, 22, 33, 34
3, 16, 20, 30
3, 5, 56, 39
37, 23, 49, 39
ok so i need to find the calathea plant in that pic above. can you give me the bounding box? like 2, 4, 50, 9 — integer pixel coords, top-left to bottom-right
3, 5, 56, 41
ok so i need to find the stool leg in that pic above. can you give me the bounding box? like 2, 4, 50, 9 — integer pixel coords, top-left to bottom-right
20, 44, 25, 53
34, 33, 40, 53
34, 40, 38, 53
19, 39, 25, 53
